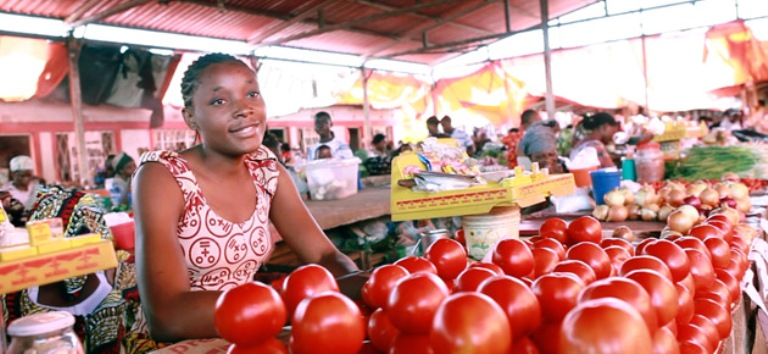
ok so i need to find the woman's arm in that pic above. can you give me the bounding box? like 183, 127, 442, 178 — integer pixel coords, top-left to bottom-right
269, 164, 359, 278
133, 163, 221, 343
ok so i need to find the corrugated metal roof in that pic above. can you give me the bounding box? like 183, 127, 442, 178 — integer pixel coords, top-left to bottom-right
0, 0, 596, 64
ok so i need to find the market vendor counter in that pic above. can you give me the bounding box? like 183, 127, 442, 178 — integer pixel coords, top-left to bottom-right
519, 212, 667, 238
304, 186, 390, 230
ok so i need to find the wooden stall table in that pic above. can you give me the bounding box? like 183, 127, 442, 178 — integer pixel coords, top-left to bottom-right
519, 211, 667, 238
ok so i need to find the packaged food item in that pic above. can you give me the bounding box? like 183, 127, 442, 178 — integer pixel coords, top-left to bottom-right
635, 142, 665, 183
25, 217, 64, 246
7, 311, 84, 354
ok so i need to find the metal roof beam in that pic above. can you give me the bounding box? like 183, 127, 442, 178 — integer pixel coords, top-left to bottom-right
355, 0, 494, 36
381, 30, 511, 59
260, 0, 465, 46
247, 0, 342, 44
67, 0, 154, 28
363, 0, 499, 57
64, 0, 103, 24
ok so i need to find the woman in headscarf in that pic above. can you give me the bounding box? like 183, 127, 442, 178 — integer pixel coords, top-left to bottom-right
110, 152, 136, 210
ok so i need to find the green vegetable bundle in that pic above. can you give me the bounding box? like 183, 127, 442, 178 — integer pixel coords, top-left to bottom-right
668, 145, 763, 180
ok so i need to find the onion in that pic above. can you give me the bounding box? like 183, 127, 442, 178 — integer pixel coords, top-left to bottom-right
657, 187, 672, 204
736, 197, 751, 214
627, 204, 641, 220
607, 205, 629, 222
640, 208, 657, 222
660, 227, 682, 239
593, 205, 610, 221
686, 183, 707, 197
678, 205, 700, 221
713, 183, 732, 199
620, 187, 635, 205
733, 224, 757, 244
612, 226, 634, 241
720, 197, 737, 209
683, 196, 701, 209
646, 203, 660, 213
699, 188, 720, 207
727, 182, 749, 200
635, 187, 658, 207
658, 204, 675, 222
604, 189, 625, 207
721, 172, 740, 182
667, 210, 696, 233
667, 189, 686, 207
667, 181, 686, 192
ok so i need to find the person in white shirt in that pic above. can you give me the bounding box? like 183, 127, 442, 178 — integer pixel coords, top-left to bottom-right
440, 115, 474, 155
307, 111, 354, 161
2, 155, 41, 211
368, 133, 391, 158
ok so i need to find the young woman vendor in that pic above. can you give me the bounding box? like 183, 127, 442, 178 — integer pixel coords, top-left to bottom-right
128, 53, 365, 351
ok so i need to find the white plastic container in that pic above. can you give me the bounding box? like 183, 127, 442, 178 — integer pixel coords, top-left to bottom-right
304, 158, 361, 200
463, 206, 521, 260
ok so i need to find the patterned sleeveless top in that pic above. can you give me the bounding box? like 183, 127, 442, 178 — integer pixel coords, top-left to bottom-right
139, 146, 279, 291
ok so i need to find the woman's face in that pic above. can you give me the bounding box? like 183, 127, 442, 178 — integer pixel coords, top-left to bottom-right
120, 161, 137, 178
599, 124, 618, 144
185, 61, 266, 157
12, 170, 33, 188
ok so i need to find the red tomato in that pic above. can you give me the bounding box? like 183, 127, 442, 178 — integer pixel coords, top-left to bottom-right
731, 247, 749, 277
604, 246, 632, 274
731, 235, 750, 255
387, 273, 450, 334
675, 283, 694, 325
363, 265, 410, 309
565, 242, 612, 279
684, 248, 715, 292
431, 293, 512, 354
560, 298, 653, 354
511, 336, 540, 354
424, 238, 467, 280
492, 238, 535, 278
566, 216, 603, 245
214, 282, 287, 346
600, 238, 635, 256
283, 265, 339, 316
694, 298, 732, 340
478, 275, 541, 339
677, 323, 714, 354
394, 256, 438, 275
651, 327, 678, 354
678, 273, 696, 299
625, 269, 679, 327
454, 228, 466, 247
469, 262, 504, 276
706, 213, 733, 227
227, 338, 287, 354
356, 343, 379, 354
368, 308, 399, 353
620, 255, 674, 281
687, 224, 722, 241
455, 267, 496, 292
553, 259, 597, 285
706, 220, 732, 238
689, 314, 721, 348
271, 275, 287, 296
704, 237, 732, 269
642, 239, 691, 282
389, 334, 433, 354
291, 292, 365, 354
635, 238, 658, 255
715, 269, 740, 305
531, 321, 562, 354
531, 273, 585, 323
534, 237, 566, 260
532, 247, 560, 278
578, 277, 658, 332
674, 237, 711, 259
678, 341, 709, 354
540, 217, 568, 244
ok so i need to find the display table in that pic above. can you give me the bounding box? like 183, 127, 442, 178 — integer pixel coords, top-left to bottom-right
519, 214, 667, 238
304, 187, 390, 230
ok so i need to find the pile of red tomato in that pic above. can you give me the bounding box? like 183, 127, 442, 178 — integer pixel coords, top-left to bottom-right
214, 211, 752, 354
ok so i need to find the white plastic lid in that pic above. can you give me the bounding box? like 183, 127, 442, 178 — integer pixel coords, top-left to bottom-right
7, 311, 75, 337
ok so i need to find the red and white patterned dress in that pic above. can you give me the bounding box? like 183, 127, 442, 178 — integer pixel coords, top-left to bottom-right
139, 147, 279, 291
126, 146, 279, 349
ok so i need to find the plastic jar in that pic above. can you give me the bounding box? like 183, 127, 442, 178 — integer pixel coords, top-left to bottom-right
635, 142, 665, 183
7, 311, 84, 354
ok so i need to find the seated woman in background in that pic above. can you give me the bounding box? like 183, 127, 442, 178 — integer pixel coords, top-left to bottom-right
128, 53, 364, 352
570, 112, 620, 168
109, 152, 137, 210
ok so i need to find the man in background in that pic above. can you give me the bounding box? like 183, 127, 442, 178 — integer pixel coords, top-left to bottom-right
426, 116, 448, 138
440, 115, 474, 155
307, 111, 354, 161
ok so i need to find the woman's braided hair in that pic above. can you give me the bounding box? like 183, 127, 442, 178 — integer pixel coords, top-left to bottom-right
180, 53, 245, 108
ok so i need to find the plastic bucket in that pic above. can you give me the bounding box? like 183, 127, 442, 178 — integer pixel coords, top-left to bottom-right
590, 169, 621, 205
463, 206, 520, 261
110, 221, 135, 252
418, 229, 450, 255
570, 166, 598, 187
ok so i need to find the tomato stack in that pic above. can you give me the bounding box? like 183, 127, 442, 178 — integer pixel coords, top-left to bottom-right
214, 207, 754, 353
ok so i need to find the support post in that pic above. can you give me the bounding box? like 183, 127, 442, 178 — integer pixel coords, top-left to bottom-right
362, 68, 372, 150
67, 37, 90, 186
540, 0, 556, 120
